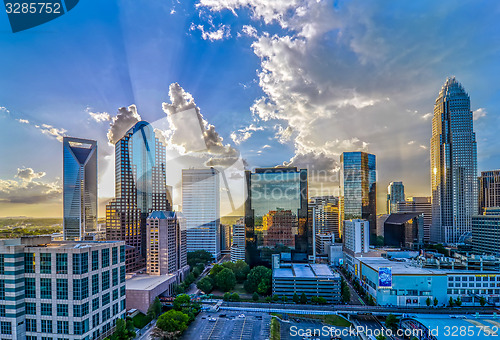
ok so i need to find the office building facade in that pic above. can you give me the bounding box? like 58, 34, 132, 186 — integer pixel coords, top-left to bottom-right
397, 196, 432, 242
182, 168, 221, 260
479, 170, 500, 215
106, 121, 171, 273
387, 181, 405, 214
340, 152, 376, 244
343, 219, 370, 254
472, 208, 500, 256
309, 196, 340, 241
245, 167, 309, 266
384, 212, 424, 250
63, 137, 98, 241
146, 211, 188, 280
231, 222, 245, 262
430, 77, 478, 244
0, 236, 126, 340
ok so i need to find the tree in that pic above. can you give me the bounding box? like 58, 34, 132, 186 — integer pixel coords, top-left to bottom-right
449, 297, 454, 307
433, 297, 438, 307
342, 288, 351, 303
209, 264, 224, 277
272, 294, 279, 302
223, 292, 231, 301
187, 250, 213, 267
215, 268, 236, 292
455, 297, 462, 307
192, 266, 202, 278
111, 318, 135, 340
293, 293, 300, 304
317, 297, 327, 305
173, 294, 191, 311
385, 314, 398, 331
244, 266, 272, 294
480, 296, 487, 307
230, 293, 240, 302
196, 277, 213, 293
156, 310, 189, 333
311, 296, 318, 304
147, 297, 163, 320
281, 295, 288, 303
426, 297, 431, 307
252, 292, 259, 302
375, 335, 386, 340
300, 293, 308, 304
232, 260, 250, 283
375, 236, 384, 247
265, 296, 272, 303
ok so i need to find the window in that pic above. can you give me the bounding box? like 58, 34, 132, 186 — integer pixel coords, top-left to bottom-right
57, 320, 69, 334
74, 279, 82, 300
27, 336, 37, 340
81, 252, 89, 274
25, 253, 35, 273
25, 278, 36, 298
26, 319, 37, 332
1, 321, 12, 335
56, 253, 68, 274
112, 247, 118, 265
41, 303, 52, 316
120, 266, 126, 283
40, 278, 52, 299
40, 253, 51, 274
92, 274, 99, 295
120, 245, 125, 263
102, 307, 110, 321
112, 289, 118, 301
120, 285, 125, 297
0, 305, 5, 317
57, 279, 68, 300
73, 304, 82, 318
57, 304, 68, 317
0, 254, 4, 274
92, 313, 100, 328
41, 319, 52, 333
102, 248, 110, 267
0, 280, 4, 300
113, 303, 119, 315
82, 277, 89, 300
102, 271, 110, 291
82, 301, 89, 316
92, 250, 99, 271
112, 268, 118, 286
92, 298, 99, 311
102, 292, 110, 306
73, 253, 89, 275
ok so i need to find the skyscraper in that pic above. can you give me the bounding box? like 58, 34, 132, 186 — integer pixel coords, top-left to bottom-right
397, 197, 432, 242
245, 167, 309, 266
430, 77, 478, 244
340, 152, 376, 244
479, 170, 500, 215
63, 137, 97, 241
106, 121, 171, 272
231, 220, 245, 262
387, 181, 405, 214
182, 168, 221, 260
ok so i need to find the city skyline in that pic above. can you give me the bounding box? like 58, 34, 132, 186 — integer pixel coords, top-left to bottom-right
1, 1, 500, 217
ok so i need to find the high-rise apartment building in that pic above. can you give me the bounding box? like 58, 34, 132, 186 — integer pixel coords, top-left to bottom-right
220, 224, 232, 255
146, 211, 188, 280
397, 197, 432, 242
245, 167, 309, 266
309, 196, 340, 238
231, 221, 245, 262
0, 236, 126, 340
182, 168, 221, 260
430, 77, 478, 243
106, 121, 171, 272
479, 170, 500, 215
387, 181, 405, 214
63, 137, 97, 241
343, 219, 370, 254
340, 152, 376, 244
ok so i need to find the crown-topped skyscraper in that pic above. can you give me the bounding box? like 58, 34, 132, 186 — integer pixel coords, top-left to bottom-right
430, 77, 478, 244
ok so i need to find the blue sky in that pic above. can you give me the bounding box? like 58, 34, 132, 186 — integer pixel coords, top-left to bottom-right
0, 0, 500, 217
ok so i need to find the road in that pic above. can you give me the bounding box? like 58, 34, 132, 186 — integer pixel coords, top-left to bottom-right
338, 269, 365, 305
186, 254, 231, 295
134, 320, 156, 340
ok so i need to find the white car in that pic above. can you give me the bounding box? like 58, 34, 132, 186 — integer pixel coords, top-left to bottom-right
238, 314, 245, 318
208, 317, 217, 322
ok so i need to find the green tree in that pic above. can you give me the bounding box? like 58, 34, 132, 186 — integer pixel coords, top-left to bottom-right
480, 296, 487, 306
147, 297, 163, 319
252, 292, 259, 302
293, 293, 300, 304
375, 335, 386, 340
209, 264, 224, 277
317, 297, 327, 305
455, 297, 462, 307
173, 294, 191, 311
230, 293, 240, 302
244, 266, 272, 294
215, 268, 236, 292
311, 296, 318, 304
187, 250, 214, 267
110, 318, 135, 340
300, 293, 307, 304
281, 295, 288, 303
197, 277, 214, 293
223, 292, 231, 301
449, 297, 454, 307
385, 314, 398, 331
156, 310, 189, 333
192, 266, 201, 278
272, 294, 279, 302
232, 260, 250, 283
426, 297, 431, 307
433, 297, 438, 307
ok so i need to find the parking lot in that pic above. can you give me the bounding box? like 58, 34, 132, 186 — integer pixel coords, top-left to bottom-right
182, 311, 271, 340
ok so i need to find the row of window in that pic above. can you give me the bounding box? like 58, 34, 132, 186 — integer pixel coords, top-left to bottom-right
448, 276, 499, 282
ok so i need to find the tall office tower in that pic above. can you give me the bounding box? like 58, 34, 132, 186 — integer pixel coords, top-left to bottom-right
309, 196, 340, 238
387, 181, 405, 214
106, 121, 171, 272
146, 211, 188, 280
472, 208, 500, 255
397, 197, 432, 242
182, 168, 221, 260
245, 167, 309, 266
343, 219, 370, 254
430, 77, 478, 244
340, 152, 376, 244
0, 236, 126, 340
63, 137, 97, 241
220, 224, 232, 255
231, 221, 245, 262
479, 170, 500, 214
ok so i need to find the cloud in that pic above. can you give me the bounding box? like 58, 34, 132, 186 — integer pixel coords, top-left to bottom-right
473, 108, 487, 121
107, 105, 142, 144
262, 144, 271, 149
16, 168, 46, 182
17, 119, 29, 124
421, 112, 433, 120
0, 169, 61, 204
238, 25, 258, 38
0, 106, 9, 114
36, 124, 67, 142
230, 124, 264, 144
190, 23, 231, 41
274, 125, 293, 144
87, 107, 111, 122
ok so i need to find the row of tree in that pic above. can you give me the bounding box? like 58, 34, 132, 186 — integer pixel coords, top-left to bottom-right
152, 294, 201, 339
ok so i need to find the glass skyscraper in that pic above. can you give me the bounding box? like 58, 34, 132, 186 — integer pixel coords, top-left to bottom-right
106, 121, 171, 272
430, 77, 478, 244
63, 137, 97, 241
387, 181, 405, 214
340, 151, 376, 244
245, 167, 309, 266
479, 170, 500, 215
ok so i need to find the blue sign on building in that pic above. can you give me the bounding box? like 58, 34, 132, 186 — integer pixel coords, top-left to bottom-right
378, 267, 392, 288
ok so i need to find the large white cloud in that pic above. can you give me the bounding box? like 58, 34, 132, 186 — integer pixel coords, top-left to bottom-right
106, 105, 142, 144
0, 168, 61, 204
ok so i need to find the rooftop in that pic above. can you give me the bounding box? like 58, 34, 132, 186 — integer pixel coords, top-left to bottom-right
273, 263, 339, 279
126, 274, 176, 291
0, 236, 123, 249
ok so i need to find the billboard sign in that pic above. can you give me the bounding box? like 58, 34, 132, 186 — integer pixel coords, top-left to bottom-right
378, 267, 392, 288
